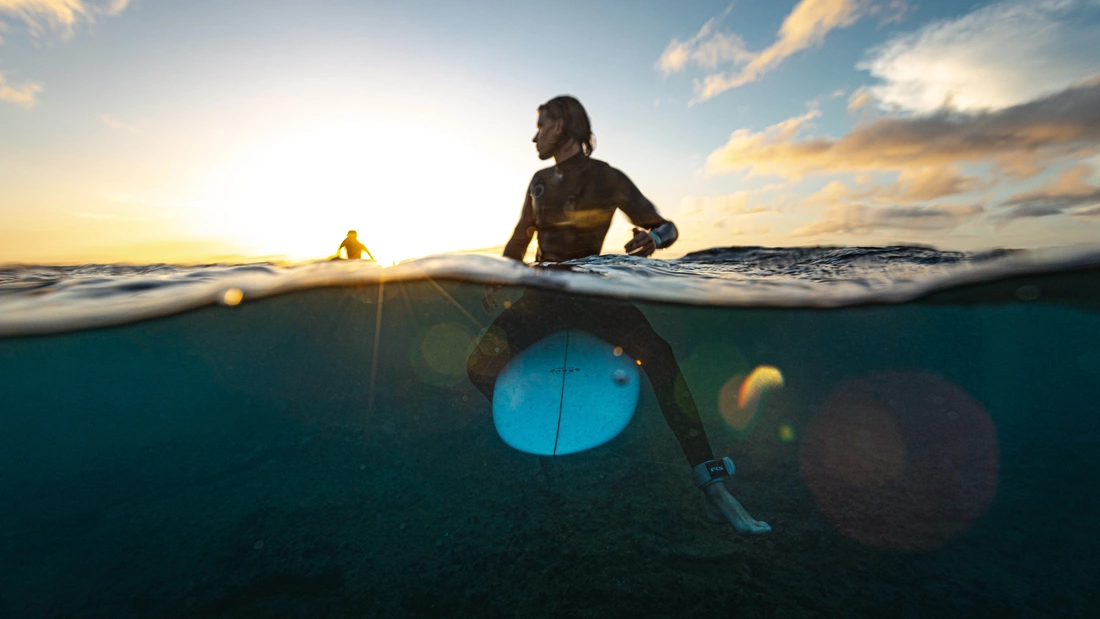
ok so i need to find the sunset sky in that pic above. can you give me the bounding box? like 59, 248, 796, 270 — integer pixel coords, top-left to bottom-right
2, 0, 1099, 265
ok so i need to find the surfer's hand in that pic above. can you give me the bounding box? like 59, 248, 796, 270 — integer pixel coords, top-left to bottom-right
482, 284, 503, 312
625, 228, 657, 257
703, 482, 772, 535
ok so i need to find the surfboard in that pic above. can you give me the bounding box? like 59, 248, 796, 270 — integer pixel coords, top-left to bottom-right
492, 330, 641, 456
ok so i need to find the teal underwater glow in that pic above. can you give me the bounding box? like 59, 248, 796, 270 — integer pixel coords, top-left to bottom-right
1, 248, 1099, 616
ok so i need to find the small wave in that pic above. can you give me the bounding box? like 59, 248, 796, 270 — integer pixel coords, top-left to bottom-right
1, 245, 1098, 337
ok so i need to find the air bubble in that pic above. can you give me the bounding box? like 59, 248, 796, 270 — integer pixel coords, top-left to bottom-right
1015, 285, 1040, 301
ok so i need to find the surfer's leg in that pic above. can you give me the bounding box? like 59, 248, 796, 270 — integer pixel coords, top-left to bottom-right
466, 289, 568, 402
630, 333, 716, 467
578, 298, 715, 467
574, 297, 772, 535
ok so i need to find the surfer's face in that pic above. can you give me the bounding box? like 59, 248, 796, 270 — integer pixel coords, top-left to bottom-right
533, 111, 562, 161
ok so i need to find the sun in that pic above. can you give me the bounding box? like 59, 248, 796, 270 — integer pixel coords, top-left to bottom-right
202, 122, 517, 264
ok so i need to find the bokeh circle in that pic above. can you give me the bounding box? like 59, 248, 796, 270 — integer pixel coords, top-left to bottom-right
800, 371, 999, 551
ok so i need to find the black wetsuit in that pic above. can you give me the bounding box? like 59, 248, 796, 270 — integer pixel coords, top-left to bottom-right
504, 154, 676, 262
468, 154, 714, 467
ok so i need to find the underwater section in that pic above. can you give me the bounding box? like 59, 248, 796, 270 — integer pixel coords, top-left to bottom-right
1, 264, 1098, 617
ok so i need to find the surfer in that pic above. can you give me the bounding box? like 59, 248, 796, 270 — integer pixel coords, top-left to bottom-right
468, 96, 770, 535
335, 230, 374, 260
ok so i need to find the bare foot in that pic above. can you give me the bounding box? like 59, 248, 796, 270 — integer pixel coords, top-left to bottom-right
703, 483, 772, 535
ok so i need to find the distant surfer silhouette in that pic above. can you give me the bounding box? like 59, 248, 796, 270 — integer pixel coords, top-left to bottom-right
335, 230, 374, 261
467, 96, 770, 535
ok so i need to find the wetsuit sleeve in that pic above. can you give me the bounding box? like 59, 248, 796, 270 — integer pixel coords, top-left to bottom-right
503, 185, 536, 262
614, 169, 678, 249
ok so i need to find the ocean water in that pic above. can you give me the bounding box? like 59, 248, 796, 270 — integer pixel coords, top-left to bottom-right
1, 246, 1098, 617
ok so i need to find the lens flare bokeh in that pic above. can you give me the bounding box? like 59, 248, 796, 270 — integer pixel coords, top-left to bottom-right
800, 371, 1000, 551
719, 365, 784, 431
411, 322, 477, 386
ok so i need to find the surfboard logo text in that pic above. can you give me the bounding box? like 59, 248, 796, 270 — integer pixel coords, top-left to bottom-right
549, 367, 582, 374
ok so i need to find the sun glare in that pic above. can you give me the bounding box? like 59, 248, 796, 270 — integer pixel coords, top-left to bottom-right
202, 123, 517, 264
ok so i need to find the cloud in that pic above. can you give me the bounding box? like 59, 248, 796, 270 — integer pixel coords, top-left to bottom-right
848, 86, 872, 112
655, 6, 751, 77
809, 166, 983, 206
100, 113, 140, 134
793, 202, 984, 236
0, 0, 128, 36
658, 0, 873, 104
678, 183, 790, 218
870, 0, 910, 25
690, 192, 773, 215
1, 1, 129, 108
860, 0, 1100, 113
994, 164, 1100, 222
805, 88, 850, 108
0, 71, 41, 107
706, 76, 1100, 181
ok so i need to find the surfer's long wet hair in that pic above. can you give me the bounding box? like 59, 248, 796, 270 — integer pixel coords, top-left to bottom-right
539, 95, 595, 155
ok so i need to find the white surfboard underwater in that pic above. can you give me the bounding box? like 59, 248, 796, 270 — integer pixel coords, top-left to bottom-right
492, 330, 640, 456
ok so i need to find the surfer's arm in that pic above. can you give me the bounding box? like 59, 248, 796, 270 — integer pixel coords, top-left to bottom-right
503, 189, 536, 262
615, 169, 678, 255
335, 241, 347, 259
364, 245, 375, 261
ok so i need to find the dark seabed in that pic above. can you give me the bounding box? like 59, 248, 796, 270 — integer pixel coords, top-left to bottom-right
1, 248, 1098, 617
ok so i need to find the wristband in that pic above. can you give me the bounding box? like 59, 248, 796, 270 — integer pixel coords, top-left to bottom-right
693, 457, 735, 488
647, 230, 662, 249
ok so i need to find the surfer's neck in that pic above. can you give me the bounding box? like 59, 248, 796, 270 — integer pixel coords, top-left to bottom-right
553, 143, 582, 166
